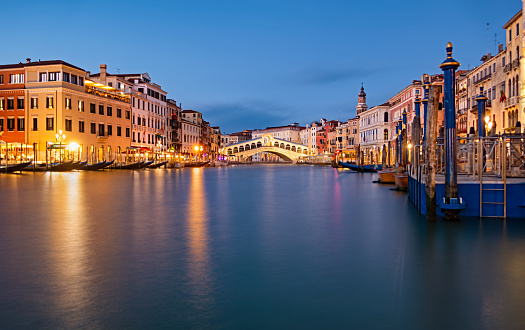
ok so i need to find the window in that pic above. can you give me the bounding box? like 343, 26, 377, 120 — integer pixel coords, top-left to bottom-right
107, 106, 112, 116
71, 75, 77, 85
78, 77, 84, 86
78, 100, 84, 112
46, 97, 53, 109
0, 99, 3, 110
65, 118, 72, 131
117, 108, 121, 118
17, 118, 24, 131
40, 72, 48, 82
90, 122, 96, 134
517, 24, 520, 36
48, 72, 59, 81
79, 120, 85, 133
7, 118, 14, 131
98, 124, 105, 136
0, 118, 3, 131
32, 117, 38, 131
7, 99, 14, 110
492, 86, 496, 100
493, 63, 496, 73
0, 75, 3, 84
509, 29, 512, 41
108, 82, 113, 87
99, 105, 104, 115
63, 72, 70, 83
116, 125, 121, 137
107, 124, 113, 136
31, 97, 38, 109
132, 131, 135, 142
17, 98, 24, 109
142, 118, 145, 126
125, 110, 130, 119
46, 117, 54, 130
90, 103, 95, 113
10, 74, 24, 84
65, 98, 71, 110
488, 89, 491, 100
126, 127, 130, 137
503, 57, 506, 67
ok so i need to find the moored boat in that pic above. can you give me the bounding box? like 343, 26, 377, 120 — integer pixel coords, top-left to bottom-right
147, 161, 169, 169
114, 161, 143, 170
0, 161, 32, 173
394, 173, 408, 191
338, 161, 382, 172
377, 168, 397, 183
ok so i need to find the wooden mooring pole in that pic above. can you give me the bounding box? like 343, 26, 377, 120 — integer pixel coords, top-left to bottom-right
425, 85, 439, 221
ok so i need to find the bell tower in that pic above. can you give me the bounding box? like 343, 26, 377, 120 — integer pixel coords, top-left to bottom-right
356, 84, 368, 115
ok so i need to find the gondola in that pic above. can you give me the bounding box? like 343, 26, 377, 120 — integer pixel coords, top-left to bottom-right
0, 161, 32, 173
147, 161, 169, 169
338, 161, 382, 172
114, 161, 143, 169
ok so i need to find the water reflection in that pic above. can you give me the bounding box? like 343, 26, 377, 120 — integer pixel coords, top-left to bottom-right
186, 168, 213, 309
48, 173, 94, 328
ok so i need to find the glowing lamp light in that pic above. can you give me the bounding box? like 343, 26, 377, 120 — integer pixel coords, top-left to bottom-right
485, 116, 490, 124
194, 145, 199, 152
69, 142, 79, 150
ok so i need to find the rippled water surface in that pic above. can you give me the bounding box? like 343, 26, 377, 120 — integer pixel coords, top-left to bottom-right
1, 165, 525, 329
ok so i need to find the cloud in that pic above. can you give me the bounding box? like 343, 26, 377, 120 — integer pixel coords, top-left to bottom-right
197, 99, 294, 133
295, 65, 383, 85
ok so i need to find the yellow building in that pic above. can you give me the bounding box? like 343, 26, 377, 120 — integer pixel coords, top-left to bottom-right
23, 60, 131, 162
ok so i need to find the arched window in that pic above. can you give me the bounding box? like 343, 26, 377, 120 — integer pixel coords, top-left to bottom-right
384, 129, 388, 141
384, 112, 388, 123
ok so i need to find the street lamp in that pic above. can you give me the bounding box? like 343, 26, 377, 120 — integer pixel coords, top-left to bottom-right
194, 145, 199, 162
55, 130, 66, 163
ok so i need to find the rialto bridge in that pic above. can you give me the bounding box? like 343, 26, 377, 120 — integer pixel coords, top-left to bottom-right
225, 134, 310, 162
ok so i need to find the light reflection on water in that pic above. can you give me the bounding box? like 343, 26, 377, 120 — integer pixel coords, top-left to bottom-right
1, 165, 525, 328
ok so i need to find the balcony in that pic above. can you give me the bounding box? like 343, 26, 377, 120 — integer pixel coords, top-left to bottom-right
474, 73, 491, 85
513, 59, 520, 70
97, 131, 108, 140
505, 96, 518, 108
470, 104, 478, 114
504, 64, 512, 73
458, 108, 468, 116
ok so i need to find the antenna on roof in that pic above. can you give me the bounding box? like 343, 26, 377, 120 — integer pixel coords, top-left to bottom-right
486, 23, 490, 53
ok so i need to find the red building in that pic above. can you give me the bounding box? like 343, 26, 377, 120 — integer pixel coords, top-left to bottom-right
0, 65, 26, 143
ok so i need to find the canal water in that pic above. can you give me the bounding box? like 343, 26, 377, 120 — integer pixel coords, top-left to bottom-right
1, 165, 525, 329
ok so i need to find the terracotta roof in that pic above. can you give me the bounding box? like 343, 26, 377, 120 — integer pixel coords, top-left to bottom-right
0, 60, 85, 72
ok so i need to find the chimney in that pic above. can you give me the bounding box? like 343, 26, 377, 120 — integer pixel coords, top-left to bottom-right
499, 44, 504, 53
100, 64, 107, 84
26, 58, 31, 63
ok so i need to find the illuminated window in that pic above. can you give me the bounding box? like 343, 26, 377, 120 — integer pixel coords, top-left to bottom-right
78, 100, 84, 112
31, 97, 38, 109
65, 98, 71, 110
46, 97, 53, 109
48, 72, 60, 81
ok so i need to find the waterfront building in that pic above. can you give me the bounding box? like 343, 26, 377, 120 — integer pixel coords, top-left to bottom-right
210, 126, 221, 159
315, 120, 339, 154
89, 67, 169, 153
181, 110, 202, 154
20, 59, 131, 161
359, 102, 390, 163
221, 130, 252, 146
167, 99, 182, 153
0, 63, 26, 144
300, 121, 322, 155
455, 70, 471, 137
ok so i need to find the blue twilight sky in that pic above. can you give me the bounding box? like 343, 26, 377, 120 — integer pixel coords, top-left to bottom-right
1, 0, 520, 133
